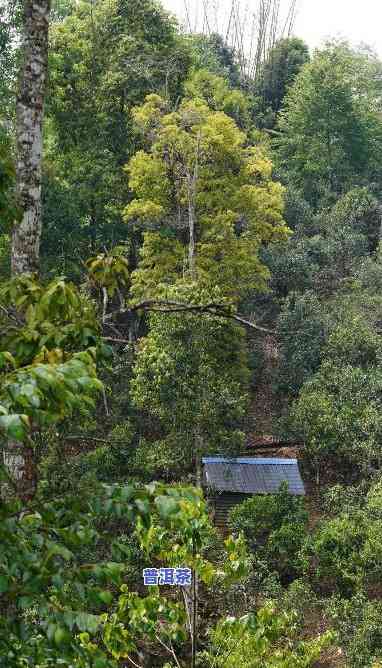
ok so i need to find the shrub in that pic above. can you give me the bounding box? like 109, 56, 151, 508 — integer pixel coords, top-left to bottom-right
229, 483, 308, 582
290, 361, 382, 482
328, 594, 382, 667
198, 601, 333, 668
304, 479, 382, 597
302, 514, 366, 596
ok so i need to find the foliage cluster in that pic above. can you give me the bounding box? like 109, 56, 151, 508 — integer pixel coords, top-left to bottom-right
229, 483, 308, 583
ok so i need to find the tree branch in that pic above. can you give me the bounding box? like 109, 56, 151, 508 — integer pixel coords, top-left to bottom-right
226, 312, 273, 333
64, 435, 109, 443
103, 321, 127, 338
104, 300, 274, 334
103, 336, 131, 344
126, 656, 143, 668
155, 634, 182, 668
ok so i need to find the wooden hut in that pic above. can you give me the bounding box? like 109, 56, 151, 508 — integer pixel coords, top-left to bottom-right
202, 456, 305, 531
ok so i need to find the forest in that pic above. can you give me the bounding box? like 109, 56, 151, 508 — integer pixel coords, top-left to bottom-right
2, 0, 382, 666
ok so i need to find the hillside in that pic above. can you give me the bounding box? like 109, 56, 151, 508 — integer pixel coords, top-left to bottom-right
2, 1, 382, 666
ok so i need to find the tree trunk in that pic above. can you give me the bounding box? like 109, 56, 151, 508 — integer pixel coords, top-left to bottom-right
187, 134, 201, 280
4, 0, 51, 502
12, 0, 51, 275
187, 175, 196, 279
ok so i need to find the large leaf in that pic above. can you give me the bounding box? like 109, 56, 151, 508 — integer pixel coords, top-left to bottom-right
0, 413, 29, 441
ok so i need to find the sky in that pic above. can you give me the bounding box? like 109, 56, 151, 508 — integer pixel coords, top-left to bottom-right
161, 0, 382, 58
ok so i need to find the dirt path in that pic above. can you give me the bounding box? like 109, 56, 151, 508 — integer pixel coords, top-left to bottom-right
245, 334, 278, 440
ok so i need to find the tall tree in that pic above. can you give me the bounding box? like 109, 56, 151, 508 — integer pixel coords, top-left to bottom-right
12, 0, 51, 274
41, 0, 190, 276
124, 90, 288, 302
276, 42, 382, 207
254, 37, 310, 129
187, 32, 241, 88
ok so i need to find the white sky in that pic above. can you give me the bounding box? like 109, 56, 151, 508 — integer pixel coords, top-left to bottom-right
162, 0, 382, 58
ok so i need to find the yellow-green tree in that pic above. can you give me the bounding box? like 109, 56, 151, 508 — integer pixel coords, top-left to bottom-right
124, 89, 289, 301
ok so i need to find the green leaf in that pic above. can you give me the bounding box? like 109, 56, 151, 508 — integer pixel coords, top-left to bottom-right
155, 495, 178, 519
0, 414, 29, 441
75, 612, 101, 634
98, 590, 113, 605
54, 626, 70, 645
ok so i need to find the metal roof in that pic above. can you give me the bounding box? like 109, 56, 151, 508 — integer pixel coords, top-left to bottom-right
202, 457, 305, 495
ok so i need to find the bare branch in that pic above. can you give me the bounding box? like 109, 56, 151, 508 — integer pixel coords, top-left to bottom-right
103, 300, 274, 334
126, 656, 143, 668
227, 312, 273, 333
64, 435, 110, 443
104, 321, 126, 338
187, 0, 299, 79
155, 635, 182, 668
102, 336, 131, 344
102, 387, 110, 417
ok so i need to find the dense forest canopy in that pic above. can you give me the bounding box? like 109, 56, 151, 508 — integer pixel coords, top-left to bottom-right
2, 0, 382, 665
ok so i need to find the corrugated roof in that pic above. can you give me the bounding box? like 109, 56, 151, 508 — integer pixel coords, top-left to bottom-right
202, 457, 305, 495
